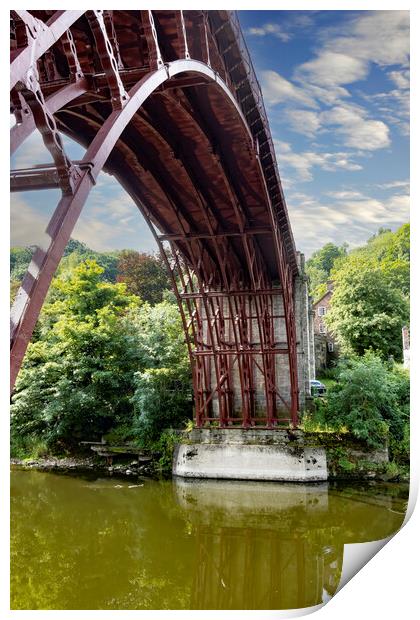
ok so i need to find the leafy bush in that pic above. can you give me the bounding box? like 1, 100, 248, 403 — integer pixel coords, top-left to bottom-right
318, 367, 339, 381
389, 422, 410, 465
127, 300, 192, 444
301, 398, 334, 433
320, 353, 409, 449
11, 434, 50, 460
151, 429, 181, 476
131, 367, 192, 443
103, 423, 137, 445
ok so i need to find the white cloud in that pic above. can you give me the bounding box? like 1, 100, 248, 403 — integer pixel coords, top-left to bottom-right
327, 11, 409, 68
260, 61, 394, 152
72, 216, 131, 252
247, 23, 291, 42
320, 103, 390, 150
10, 171, 157, 254
285, 109, 322, 137
246, 14, 315, 42
70, 173, 156, 252
389, 69, 410, 90
385, 193, 410, 220
361, 69, 409, 136
303, 83, 351, 106
289, 11, 409, 125
10, 195, 53, 249
13, 131, 53, 169
325, 190, 367, 200
286, 186, 409, 257
376, 179, 409, 191
275, 140, 362, 182
296, 51, 368, 87
260, 70, 317, 108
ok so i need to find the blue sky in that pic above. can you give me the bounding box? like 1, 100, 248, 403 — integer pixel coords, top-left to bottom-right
10, 10, 409, 258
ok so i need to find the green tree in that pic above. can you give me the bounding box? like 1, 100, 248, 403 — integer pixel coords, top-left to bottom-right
11, 263, 193, 455
10, 239, 120, 286
366, 223, 410, 295
59, 239, 119, 282
10, 246, 34, 282
117, 250, 170, 304
11, 260, 141, 451
129, 301, 192, 442
326, 263, 408, 359
306, 242, 347, 298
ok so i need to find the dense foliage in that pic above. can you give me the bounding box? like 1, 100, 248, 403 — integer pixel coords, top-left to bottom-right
326, 266, 408, 358
11, 261, 141, 452
304, 225, 410, 465
59, 239, 120, 282
325, 354, 408, 448
10, 246, 35, 282
10, 225, 409, 470
305, 353, 409, 457
11, 240, 171, 312
10, 239, 120, 287
10, 260, 191, 456
306, 242, 348, 299
326, 225, 409, 359
129, 301, 191, 441
117, 250, 170, 304
308, 225, 409, 302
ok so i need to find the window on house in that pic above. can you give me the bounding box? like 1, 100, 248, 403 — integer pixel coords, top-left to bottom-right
319, 322, 326, 334
318, 306, 326, 316
328, 342, 334, 352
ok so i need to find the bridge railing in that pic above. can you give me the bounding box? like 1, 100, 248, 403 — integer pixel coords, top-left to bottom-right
208, 11, 298, 276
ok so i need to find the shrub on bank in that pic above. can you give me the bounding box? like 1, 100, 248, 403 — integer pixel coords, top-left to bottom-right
131, 367, 192, 443
305, 353, 409, 456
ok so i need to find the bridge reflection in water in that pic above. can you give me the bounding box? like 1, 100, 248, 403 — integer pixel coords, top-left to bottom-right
174, 478, 406, 610
10, 469, 407, 610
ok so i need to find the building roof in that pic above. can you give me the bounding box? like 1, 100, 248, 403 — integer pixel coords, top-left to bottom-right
313, 289, 332, 306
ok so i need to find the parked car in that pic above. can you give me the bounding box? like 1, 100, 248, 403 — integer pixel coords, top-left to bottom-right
310, 379, 327, 397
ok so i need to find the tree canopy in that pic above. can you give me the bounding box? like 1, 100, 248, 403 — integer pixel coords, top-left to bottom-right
325, 223, 409, 359
117, 250, 170, 304
11, 260, 191, 455
11, 261, 141, 451
306, 242, 348, 299
10, 240, 171, 308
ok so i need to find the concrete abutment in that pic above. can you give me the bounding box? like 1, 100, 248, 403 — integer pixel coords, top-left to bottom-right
172, 428, 389, 482
173, 429, 328, 482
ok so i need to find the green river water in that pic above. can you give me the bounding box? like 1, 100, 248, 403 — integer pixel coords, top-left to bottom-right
10, 467, 408, 610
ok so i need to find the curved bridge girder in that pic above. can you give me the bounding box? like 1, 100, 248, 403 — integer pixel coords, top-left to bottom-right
10, 10, 300, 427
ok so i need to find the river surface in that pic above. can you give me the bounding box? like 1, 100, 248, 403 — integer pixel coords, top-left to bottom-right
10, 467, 408, 610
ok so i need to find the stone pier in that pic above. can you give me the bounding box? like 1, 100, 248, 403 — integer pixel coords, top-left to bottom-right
173, 428, 327, 482
172, 252, 319, 482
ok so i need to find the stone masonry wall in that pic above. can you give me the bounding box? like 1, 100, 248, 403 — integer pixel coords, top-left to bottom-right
201, 252, 315, 421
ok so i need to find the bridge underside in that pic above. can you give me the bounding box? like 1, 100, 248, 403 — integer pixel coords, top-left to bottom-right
10, 10, 304, 427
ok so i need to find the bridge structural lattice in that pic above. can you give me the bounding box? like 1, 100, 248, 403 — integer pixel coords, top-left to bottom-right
10, 10, 302, 427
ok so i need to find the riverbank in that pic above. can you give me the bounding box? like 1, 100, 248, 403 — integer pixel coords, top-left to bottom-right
11, 452, 409, 482
10, 456, 155, 478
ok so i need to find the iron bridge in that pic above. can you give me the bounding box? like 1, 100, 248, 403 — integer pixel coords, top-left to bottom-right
10, 10, 301, 428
